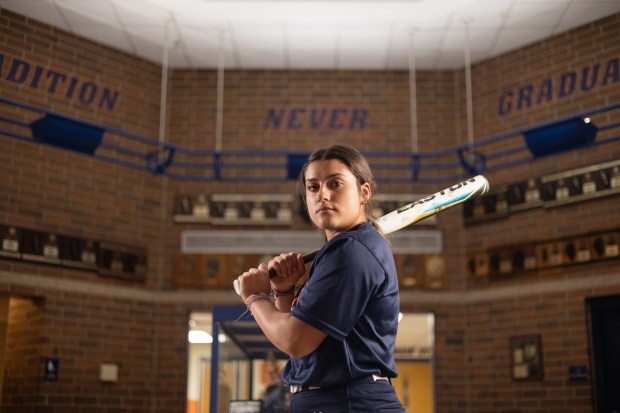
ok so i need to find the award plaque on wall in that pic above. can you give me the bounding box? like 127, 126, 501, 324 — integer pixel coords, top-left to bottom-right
21, 230, 61, 265
0, 225, 21, 259
195, 254, 231, 288
466, 253, 490, 279
395, 254, 421, 288
511, 335, 543, 381
60, 237, 99, 270
172, 252, 197, 288
98, 243, 147, 282
424, 254, 446, 289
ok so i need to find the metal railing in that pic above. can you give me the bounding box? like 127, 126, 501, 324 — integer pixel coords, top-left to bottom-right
1, 96, 618, 184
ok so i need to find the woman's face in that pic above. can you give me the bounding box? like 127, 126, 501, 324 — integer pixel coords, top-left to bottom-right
304, 159, 370, 240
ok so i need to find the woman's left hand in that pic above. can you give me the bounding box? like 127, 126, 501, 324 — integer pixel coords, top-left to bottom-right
268, 252, 306, 292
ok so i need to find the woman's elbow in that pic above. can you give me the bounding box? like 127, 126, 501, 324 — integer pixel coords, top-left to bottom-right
282, 327, 326, 359
287, 343, 316, 359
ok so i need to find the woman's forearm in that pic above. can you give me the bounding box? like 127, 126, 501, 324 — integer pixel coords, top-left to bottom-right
249, 299, 326, 359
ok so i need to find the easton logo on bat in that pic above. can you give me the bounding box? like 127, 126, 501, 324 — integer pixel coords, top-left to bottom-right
395, 177, 478, 215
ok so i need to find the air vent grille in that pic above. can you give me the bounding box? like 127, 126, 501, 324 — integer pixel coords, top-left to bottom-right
181, 230, 441, 254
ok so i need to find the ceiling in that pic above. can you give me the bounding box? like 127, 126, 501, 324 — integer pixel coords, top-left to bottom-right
1, 0, 619, 71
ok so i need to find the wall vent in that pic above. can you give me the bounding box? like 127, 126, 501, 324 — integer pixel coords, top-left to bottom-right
181, 230, 441, 255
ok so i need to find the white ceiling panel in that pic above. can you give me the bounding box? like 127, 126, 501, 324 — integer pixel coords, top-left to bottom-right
435, 50, 470, 70
442, 28, 496, 53
450, 2, 513, 29
557, 1, 620, 32
339, 27, 391, 51
405, 29, 447, 53
286, 26, 339, 52
123, 23, 169, 42
55, 0, 118, 25
0, 0, 69, 30
338, 46, 389, 70
412, 49, 443, 67
70, 22, 134, 54
235, 27, 287, 68
112, 1, 171, 27
506, 1, 567, 28
492, 27, 558, 56
234, 27, 285, 49
289, 47, 337, 70
0, 0, 618, 70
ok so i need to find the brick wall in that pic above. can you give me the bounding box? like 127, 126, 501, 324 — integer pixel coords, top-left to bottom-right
464, 269, 620, 413
0, 8, 184, 412
166, 68, 460, 199
456, 15, 620, 411
1, 6, 619, 413
0, 283, 195, 413
0, 8, 166, 290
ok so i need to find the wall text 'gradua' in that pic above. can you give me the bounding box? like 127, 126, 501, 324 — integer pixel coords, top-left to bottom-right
498, 57, 619, 115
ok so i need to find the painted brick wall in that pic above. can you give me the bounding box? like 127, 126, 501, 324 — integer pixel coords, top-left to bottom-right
0, 8, 184, 412
0, 284, 192, 413
0, 8, 167, 290
463, 270, 620, 413
166, 68, 460, 198
1, 6, 619, 413
456, 15, 620, 411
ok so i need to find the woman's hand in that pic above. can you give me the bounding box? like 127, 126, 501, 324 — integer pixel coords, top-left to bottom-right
236, 263, 271, 302
268, 252, 306, 293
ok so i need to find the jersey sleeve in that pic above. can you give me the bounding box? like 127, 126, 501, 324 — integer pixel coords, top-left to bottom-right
290, 236, 386, 341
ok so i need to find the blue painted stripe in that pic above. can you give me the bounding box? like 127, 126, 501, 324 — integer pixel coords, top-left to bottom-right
423, 191, 472, 213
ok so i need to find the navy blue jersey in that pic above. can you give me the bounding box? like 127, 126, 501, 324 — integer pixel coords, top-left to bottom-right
281, 221, 400, 387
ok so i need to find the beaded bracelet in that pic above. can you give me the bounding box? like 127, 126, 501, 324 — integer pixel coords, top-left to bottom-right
245, 293, 270, 310
271, 285, 296, 298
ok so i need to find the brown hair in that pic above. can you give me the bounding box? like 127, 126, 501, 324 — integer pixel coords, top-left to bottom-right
296, 144, 387, 240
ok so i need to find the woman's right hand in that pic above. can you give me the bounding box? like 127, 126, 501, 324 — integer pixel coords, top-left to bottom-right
268, 252, 306, 292
236, 263, 271, 302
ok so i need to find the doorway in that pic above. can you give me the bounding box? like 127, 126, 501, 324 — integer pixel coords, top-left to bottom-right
392, 313, 435, 413
587, 294, 620, 413
186, 310, 435, 413
0, 295, 43, 408
0, 295, 8, 404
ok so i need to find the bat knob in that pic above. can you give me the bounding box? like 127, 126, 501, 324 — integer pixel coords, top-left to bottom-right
233, 279, 241, 295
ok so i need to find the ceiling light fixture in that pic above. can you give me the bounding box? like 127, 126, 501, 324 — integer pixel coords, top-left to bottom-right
188, 330, 213, 344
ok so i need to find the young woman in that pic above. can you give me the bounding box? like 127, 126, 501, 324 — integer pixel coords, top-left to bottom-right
236, 144, 405, 413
